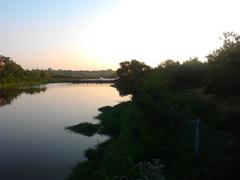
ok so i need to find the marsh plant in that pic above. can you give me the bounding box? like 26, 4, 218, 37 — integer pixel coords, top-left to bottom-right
113, 159, 165, 180
134, 159, 165, 180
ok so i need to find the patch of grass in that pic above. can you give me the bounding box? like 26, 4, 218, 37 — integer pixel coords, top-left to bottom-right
66, 122, 99, 137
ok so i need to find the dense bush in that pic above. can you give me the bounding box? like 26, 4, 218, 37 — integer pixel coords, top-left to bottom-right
206, 32, 240, 94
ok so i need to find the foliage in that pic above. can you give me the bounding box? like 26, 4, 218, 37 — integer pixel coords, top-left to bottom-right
206, 32, 240, 94
108, 33, 240, 179
155, 58, 207, 90
112, 159, 165, 180
67, 97, 238, 180
116, 60, 151, 96
0, 55, 48, 85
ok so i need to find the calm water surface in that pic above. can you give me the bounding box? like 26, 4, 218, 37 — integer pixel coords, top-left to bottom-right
0, 83, 129, 180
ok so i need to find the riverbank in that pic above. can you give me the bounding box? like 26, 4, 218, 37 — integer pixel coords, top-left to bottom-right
66, 89, 240, 180
66, 101, 156, 180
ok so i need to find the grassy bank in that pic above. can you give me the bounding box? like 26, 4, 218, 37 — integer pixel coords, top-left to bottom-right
66, 89, 240, 180
66, 101, 151, 180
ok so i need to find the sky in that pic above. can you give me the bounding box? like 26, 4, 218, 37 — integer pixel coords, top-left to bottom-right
0, 0, 240, 70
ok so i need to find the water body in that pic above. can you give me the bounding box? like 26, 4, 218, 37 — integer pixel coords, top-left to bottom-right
0, 83, 129, 180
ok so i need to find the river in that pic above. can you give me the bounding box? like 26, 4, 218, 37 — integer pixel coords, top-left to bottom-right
0, 83, 129, 180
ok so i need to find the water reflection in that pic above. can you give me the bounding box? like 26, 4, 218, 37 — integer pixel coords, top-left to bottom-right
0, 83, 128, 180
0, 86, 47, 106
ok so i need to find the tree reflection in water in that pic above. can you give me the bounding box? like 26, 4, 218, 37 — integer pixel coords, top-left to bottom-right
0, 86, 47, 107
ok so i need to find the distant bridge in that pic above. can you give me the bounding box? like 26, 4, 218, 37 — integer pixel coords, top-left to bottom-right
69, 78, 117, 84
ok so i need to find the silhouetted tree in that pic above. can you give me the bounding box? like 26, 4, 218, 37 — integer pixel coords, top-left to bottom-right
116, 60, 151, 96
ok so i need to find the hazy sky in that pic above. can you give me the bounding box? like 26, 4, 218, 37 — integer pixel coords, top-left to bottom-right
1, 0, 240, 70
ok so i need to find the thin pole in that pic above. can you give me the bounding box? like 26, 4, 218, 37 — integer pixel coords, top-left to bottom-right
195, 119, 200, 158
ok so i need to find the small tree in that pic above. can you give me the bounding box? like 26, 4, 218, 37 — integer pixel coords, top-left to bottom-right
116, 60, 151, 96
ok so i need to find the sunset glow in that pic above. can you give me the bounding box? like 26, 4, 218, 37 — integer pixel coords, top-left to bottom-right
1, 0, 240, 70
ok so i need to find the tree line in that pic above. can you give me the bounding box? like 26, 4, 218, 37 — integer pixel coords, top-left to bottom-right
114, 32, 240, 179
0, 55, 47, 84
0, 56, 116, 85
116, 32, 240, 97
